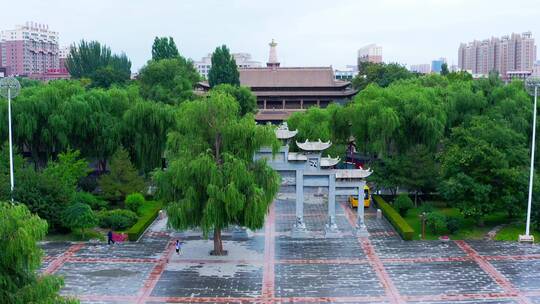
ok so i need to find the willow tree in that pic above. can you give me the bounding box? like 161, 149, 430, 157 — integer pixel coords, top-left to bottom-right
0, 203, 78, 304
122, 100, 175, 174
61, 87, 130, 171
1, 81, 83, 167
154, 91, 280, 255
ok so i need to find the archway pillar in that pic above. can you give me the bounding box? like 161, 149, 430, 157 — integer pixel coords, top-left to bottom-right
355, 180, 369, 237
292, 169, 308, 238
325, 174, 340, 237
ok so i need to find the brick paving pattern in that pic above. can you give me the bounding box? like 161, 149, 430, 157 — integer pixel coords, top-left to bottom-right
40, 188, 540, 303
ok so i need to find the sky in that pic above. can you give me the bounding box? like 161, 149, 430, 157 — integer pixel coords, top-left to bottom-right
2, 0, 539, 71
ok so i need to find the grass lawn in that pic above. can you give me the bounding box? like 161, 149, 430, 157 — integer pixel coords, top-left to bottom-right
494, 223, 540, 241
404, 205, 510, 240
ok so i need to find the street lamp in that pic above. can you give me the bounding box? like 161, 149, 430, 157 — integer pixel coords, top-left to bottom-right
0, 77, 21, 202
520, 77, 540, 243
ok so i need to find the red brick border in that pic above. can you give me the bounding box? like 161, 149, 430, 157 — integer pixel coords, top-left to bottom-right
262, 203, 276, 299
43, 243, 84, 274
455, 240, 531, 304
136, 240, 176, 304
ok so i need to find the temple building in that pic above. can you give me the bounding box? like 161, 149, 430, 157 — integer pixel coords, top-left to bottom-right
198, 40, 358, 123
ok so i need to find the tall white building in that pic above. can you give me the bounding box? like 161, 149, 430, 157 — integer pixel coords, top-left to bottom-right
357, 44, 383, 66
194, 52, 261, 79
409, 64, 431, 74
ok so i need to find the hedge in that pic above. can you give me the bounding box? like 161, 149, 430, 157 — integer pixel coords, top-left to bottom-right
125, 201, 163, 241
373, 195, 414, 241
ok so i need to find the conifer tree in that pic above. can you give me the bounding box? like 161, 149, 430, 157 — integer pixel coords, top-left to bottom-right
98, 148, 145, 202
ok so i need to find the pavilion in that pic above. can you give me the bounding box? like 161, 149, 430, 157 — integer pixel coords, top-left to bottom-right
256, 123, 372, 237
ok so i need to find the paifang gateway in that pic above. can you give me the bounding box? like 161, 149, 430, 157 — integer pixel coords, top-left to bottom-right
198, 39, 358, 123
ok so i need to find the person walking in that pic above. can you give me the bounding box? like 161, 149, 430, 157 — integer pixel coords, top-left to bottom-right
107, 230, 115, 245
175, 240, 181, 255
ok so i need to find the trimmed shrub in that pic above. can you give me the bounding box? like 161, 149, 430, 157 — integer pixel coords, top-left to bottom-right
374, 195, 414, 240
97, 209, 138, 230
125, 193, 145, 214
73, 191, 108, 211
393, 194, 414, 216
418, 202, 435, 214
425, 212, 447, 234
446, 216, 462, 234
126, 201, 163, 241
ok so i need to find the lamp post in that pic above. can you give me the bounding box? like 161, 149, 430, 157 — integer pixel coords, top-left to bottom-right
520, 77, 540, 243
0, 77, 21, 202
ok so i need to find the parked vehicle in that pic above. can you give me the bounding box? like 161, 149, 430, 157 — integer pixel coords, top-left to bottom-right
348, 185, 371, 208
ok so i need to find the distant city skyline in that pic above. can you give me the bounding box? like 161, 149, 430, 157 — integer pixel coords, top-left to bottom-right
1, 0, 539, 72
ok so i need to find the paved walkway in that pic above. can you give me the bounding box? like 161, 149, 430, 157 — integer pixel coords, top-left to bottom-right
41, 194, 540, 304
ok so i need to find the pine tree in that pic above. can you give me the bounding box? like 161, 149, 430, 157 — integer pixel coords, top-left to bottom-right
98, 148, 145, 202
154, 91, 280, 255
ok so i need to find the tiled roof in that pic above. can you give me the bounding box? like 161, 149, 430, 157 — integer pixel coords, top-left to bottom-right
239, 67, 350, 88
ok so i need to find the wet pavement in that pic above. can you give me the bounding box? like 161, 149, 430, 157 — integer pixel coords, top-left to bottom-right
41, 190, 540, 304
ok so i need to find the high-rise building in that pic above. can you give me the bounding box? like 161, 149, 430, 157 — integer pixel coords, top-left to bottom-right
357, 44, 382, 66
458, 32, 537, 79
409, 64, 431, 74
194, 52, 262, 79
431, 57, 447, 73
0, 22, 60, 77
58, 46, 69, 69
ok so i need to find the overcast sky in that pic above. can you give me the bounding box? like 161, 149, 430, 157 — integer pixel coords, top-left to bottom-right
2, 0, 539, 71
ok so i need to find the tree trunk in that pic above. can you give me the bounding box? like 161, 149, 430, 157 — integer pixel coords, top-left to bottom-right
212, 228, 225, 256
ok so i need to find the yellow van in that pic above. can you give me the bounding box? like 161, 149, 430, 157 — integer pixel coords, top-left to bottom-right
348, 185, 371, 208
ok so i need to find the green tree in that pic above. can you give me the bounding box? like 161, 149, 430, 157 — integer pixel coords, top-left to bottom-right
441, 63, 449, 76
154, 91, 280, 255
208, 45, 240, 87
61, 87, 130, 171
0, 81, 83, 167
66, 40, 131, 87
62, 202, 97, 238
138, 58, 199, 104
13, 166, 72, 230
152, 37, 180, 61
43, 150, 89, 194
211, 84, 257, 116
439, 117, 529, 224
352, 62, 415, 90
122, 100, 175, 174
98, 148, 145, 202
400, 145, 439, 205
0, 203, 78, 304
